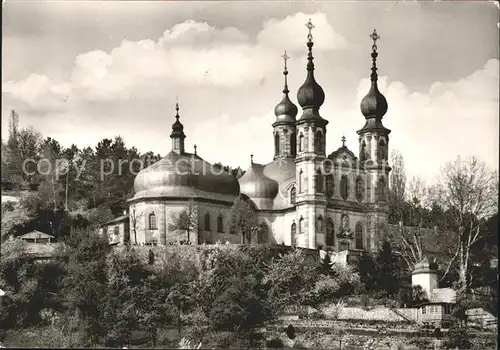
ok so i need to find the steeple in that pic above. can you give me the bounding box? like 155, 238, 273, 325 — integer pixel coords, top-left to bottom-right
297, 18, 326, 120
273, 51, 298, 125
359, 29, 389, 132
170, 103, 186, 154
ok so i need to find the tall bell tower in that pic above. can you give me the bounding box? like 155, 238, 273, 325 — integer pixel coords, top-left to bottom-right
295, 19, 329, 249
357, 29, 391, 251
273, 51, 298, 160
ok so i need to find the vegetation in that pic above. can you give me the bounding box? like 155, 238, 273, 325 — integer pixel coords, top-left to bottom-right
1, 113, 497, 348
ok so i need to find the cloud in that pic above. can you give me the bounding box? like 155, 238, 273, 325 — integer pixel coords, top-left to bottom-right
2, 13, 348, 105
257, 12, 349, 51
353, 58, 499, 181
2, 74, 70, 113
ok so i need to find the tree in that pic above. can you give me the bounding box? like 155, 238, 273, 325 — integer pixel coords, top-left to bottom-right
168, 201, 198, 244
357, 252, 378, 293
129, 209, 143, 244
431, 156, 498, 291
167, 282, 193, 338
229, 196, 258, 244
375, 241, 401, 297
389, 150, 406, 204
63, 232, 111, 345
261, 249, 319, 314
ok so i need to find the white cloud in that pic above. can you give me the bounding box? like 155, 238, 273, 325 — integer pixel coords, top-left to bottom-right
3, 13, 348, 104
2, 74, 70, 113
257, 12, 349, 51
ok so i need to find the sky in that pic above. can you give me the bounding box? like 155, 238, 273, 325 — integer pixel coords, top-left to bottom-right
2, 0, 499, 184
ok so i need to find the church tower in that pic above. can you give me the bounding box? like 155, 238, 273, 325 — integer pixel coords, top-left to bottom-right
273, 51, 298, 159
357, 29, 391, 251
170, 103, 186, 154
294, 19, 329, 249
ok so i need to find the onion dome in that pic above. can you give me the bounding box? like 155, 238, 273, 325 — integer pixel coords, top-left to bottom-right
297, 19, 325, 115
131, 150, 239, 202
170, 103, 185, 139
360, 30, 388, 120
238, 155, 279, 201
274, 51, 298, 125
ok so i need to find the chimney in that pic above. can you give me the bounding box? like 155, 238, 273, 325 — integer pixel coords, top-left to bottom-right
123, 209, 127, 216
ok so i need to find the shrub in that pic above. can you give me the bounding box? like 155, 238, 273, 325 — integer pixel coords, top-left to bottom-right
443, 326, 474, 349
266, 337, 285, 349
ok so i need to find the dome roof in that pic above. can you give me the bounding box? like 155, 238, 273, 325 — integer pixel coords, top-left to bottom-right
274, 52, 298, 125
359, 32, 388, 120
297, 41, 325, 111
360, 52, 388, 119
132, 151, 239, 202
170, 103, 186, 139
238, 163, 279, 200
274, 94, 298, 124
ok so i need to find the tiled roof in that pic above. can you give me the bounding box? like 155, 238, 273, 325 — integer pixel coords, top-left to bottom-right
431, 288, 456, 304
103, 215, 129, 226
18, 230, 54, 240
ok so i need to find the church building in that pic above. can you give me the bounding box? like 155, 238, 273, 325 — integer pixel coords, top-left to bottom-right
117, 20, 391, 253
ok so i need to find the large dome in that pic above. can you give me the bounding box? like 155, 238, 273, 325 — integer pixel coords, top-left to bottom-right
239, 163, 279, 200
132, 151, 239, 202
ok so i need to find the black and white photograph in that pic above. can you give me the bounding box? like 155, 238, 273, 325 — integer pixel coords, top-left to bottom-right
0, 0, 498, 349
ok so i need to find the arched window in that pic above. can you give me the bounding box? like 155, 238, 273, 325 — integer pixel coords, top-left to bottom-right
299, 217, 304, 234
299, 170, 303, 192
355, 222, 363, 249
315, 170, 323, 193
299, 133, 304, 152
378, 139, 386, 161
217, 214, 223, 233
377, 177, 386, 202
360, 141, 367, 161
290, 186, 296, 204
355, 176, 365, 202
114, 226, 119, 235
258, 224, 268, 244
290, 132, 297, 157
340, 175, 349, 200
326, 219, 334, 247
315, 131, 323, 152
291, 223, 298, 246
325, 174, 334, 197
149, 213, 157, 230
274, 133, 280, 156
316, 216, 324, 232
204, 213, 211, 231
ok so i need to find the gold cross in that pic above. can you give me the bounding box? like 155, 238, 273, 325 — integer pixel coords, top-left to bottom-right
370, 29, 380, 50
282, 50, 289, 70
305, 18, 315, 41
341, 136, 346, 147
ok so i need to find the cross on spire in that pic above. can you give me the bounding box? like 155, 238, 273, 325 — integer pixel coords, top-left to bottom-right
305, 18, 315, 42
250, 153, 254, 163
282, 50, 289, 70
341, 135, 346, 147
370, 29, 380, 51
175, 102, 180, 118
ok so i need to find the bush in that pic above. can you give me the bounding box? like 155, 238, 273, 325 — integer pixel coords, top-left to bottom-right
443, 326, 474, 349
266, 337, 285, 349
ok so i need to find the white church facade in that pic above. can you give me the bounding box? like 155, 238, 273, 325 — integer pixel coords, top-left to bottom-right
105, 21, 392, 254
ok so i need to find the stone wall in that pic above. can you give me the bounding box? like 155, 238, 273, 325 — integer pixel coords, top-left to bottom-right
321, 304, 418, 323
